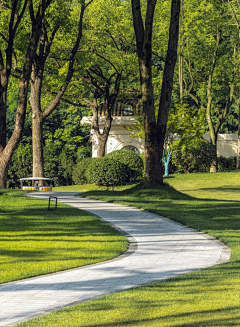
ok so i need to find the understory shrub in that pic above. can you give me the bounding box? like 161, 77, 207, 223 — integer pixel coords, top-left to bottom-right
7, 143, 32, 188
72, 158, 93, 185
171, 138, 215, 173
217, 156, 236, 172
44, 144, 76, 186
7, 142, 91, 188
106, 149, 144, 181
86, 157, 128, 186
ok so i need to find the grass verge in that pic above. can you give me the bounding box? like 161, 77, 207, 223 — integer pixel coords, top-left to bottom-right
17, 172, 240, 326
0, 190, 128, 284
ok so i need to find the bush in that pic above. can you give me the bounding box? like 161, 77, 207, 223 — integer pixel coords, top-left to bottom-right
171, 138, 215, 173
106, 150, 144, 181
72, 158, 93, 185
217, 156, 236, 172
44, 144, 76, 186
7, 143, 32, 188
86, 157, 128, 186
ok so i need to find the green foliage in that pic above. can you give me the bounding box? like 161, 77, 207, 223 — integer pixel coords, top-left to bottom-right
171, 138, 215, 173
44, 144, 76, 187
72, 158, 93, 185
106, 150, 144, 181
217, 156, 236, 172
86, 157, 128, 186
168, 104, 207, 141
7, 144, 32, 188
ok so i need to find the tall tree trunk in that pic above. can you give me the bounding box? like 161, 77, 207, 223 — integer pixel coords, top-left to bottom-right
140, 57, 162, 184
179, 0, 184, 104
0, 0, 48, 188
96, 127, 111, 157
0, 73, 7, 151
32, 116, 44, 177
131, 0, 162, 184
210, 138, 218, 173
132, 0, 180, 185
0, 155, 10, 189
179, 54, 183, 104
29, 3, 87, 178
157, 0, 181, 180
92, 94, 114, 158
29, 71, 45, 177
205, 29, 221, 173
237, 82, 240, 169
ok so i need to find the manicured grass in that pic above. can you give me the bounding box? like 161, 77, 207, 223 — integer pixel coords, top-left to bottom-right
53, 182, 140, 192
0, 190, 128, 284
17, 172, 240, 327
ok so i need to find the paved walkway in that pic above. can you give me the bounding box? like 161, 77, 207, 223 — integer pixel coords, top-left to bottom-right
0, 192, 231, 326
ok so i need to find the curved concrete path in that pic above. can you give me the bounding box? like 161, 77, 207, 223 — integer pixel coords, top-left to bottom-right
0, 192, 231, 326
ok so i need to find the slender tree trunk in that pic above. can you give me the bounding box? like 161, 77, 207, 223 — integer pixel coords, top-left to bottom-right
210, 137, 218, 173
131, 0, 163, 184
237, 82, 240, 169
0, 1, 52, 188
140, 57, 162, 184
93, 99, 113, 158
32, 116, 44, 177
29, 4, 86, 177
29, 71, 45, 177
0, 73, 7, 151
157, 0, 181, 180
0, 156, 10, 188
205, 29, 221, 173
179, 0, 184, 104
179, 54, 183, 103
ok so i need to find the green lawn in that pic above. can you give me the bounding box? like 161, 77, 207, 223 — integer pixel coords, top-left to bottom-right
17, 172, 240, 327
0, 189, 128, 284
53, 182, 139, 192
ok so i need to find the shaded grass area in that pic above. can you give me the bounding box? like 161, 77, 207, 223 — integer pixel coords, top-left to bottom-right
17, 172, 240, 326
0, 190, 128, 284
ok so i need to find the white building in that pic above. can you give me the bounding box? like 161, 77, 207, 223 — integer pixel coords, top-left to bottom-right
81, 116, 145, 157
81, 116, 238, 158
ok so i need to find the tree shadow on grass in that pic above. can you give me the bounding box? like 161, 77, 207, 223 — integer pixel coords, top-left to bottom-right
81, 183, 240, 234
63, 299, 240, 327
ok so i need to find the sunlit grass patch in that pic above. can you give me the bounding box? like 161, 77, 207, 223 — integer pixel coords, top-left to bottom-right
0, 190, 128, 284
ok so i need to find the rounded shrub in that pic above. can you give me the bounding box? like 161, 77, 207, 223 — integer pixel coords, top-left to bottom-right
171, 138, 215, 173
217, 156, 236, 172
72, 158, 93, 185
86, 157, 128, 186
106, 149, 144, 181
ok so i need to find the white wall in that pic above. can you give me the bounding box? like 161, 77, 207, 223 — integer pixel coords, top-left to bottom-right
81, 117, 238, 158
203, 134, 238, 158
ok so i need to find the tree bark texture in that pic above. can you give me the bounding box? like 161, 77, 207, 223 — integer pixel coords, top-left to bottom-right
131, 0, 162, 184
29, 3, 86, 178
29, 72, 44, 178
205, 29, 221, 172
0, 0, 50, 188
157, 0, 181, 179
91, 74, 121, 158
237, 83, 240, 170
132, 0, 180, 185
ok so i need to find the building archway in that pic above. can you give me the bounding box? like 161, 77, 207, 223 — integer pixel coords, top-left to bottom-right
121, 145, 140, 156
